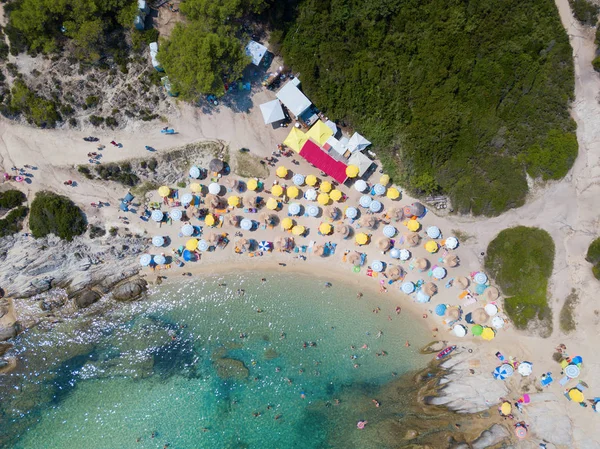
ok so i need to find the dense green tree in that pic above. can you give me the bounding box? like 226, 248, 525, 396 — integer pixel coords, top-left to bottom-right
586, 237, 600, 279
181, 0, 268, 29
10, 79, 60, 127
29, 191, 87, 241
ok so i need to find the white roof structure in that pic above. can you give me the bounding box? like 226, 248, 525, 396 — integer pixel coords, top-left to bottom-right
348, 132, 372, 153
149, 42, 160, 69
276, 81, 312, 117
259, 99, 285, 125
325, 136, 349, 157
348, 151, 374, 176
325, 120, 338, 135
245, 41, 268, 66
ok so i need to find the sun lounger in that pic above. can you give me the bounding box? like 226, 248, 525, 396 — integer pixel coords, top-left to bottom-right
559, 376, 570, 386
359, 253, 366, 266
540, 373, 553, 387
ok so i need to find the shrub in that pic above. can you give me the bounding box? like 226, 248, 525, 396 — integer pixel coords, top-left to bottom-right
88, 224, 106, 239
177, 181, 186, 188
593, 56, 600, 72
148, 158, 158, 171
69, 117, 78, 127
77, 165, 93, 179
10, 79, 59, 127
132, 28, 160, 52
109, 226, 118, 236
569, 0, 599, 25
0, 205, 28, 237
0, 189, 26, 209
105, 116, 118, 128
94, 163, 139, 187
89, 115, 104, 126
85, 95, 99, 108
29, 191, 86, 241
522, 129, 578, 180
586, 237, 600, 279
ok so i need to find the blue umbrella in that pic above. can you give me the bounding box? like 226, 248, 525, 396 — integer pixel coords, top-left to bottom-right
197, 239, 209, 251
288, 203, 301, 216
374, 184, 386, 195
259, 241, 270, 251
154, 255, 166, 265
182, 249, 193, 261
383, 225, 397, 238
369, 200, 382, 213
493, 364, 514, 380
345, 207, 358, 219
307, 205, 320, 217
359, 195, 372, 208
240, 218, 253, 230
189, 166, 200, 179
390, 248, 401, 259
140, 254, 152, 266
435, 304, 447, 316
293, 174, 305, 186
475, 284, 487, 295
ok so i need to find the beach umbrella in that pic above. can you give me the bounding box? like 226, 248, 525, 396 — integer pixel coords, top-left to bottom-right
189, 166, 200, 179
383, 225, 397, 238
481, 327, 495, 341
500, 402, 512, 416
371, 260, 385, 272
152, 235, 165, 247
348, 252, 361, 266
154, 254, 166, 265
287, 203, 301, 216
484, 304, 498, 316
330, 189, 343, 202
181, 193, 193, 205
435, 304, 447, 316
446, 307, 461, 321
140, 254, 152, 266
306, 174, 318, 186
206, 194, 221, 210
319, 223, 333, 235
240, 218, 253, 231
390, 248, 401, 259
401, 281, 415, 294
369, 200, 383, 213
515, 426, 527, 440
399, 249, 411, 261
336, 224, 351, 238
228, 196, 240, 207
292, 225, 305, 236
409, 202, 425, 217
379, 174, 390, 186
158, 186, 170, 197
387, 208, 403, 221
236, 238, 251, 251
181, 224, 194, 236
406, 220, 420, 232
491, 316, 505, 329
359, 195, 372, 208
271, 184, 284, 197
282, 217, 294, 230
186, 239, 198, 251
415, 258, 429, 271
313, 244, 326, 257
493, 364, 513, 380
423, 282, 437, 296
361, 215, 377, 229
287, 186, 300, 199
386, 188, 400, 200
425, 240, 439, 253
417, 292, 431, 304
484, 286, 499, 301
355, 233, 369, 245
320, 181, 332, 193
354, 179, 368, 192
276, 166, 288, 178
378, 238, 391, 251
205, 214, 216, 227
404, 232, 420, 247
170, 209, 183, 221
197, 239, 209, 251
453, 324, 467, 337
474, 272, 488, 285
151, 210, 164, 222
266, 197, 279, 210
472, 324, 483, 336
455, 276, 469, 289
293, 173, 305, 186
223, 177, 238, 190
307, 205, 320, 217
346, 165, 359, 178
190, 183, 202, 193
386, 265, 403, 280
259, 212, 275, 226
373, 184, 386, 195
317, 193, 330, 205
209, 159, 224, 172
274, 236, 289, 251
565, 364, 580, 378
325, 206, 340, 221
471, 308, 489, 324
518, 362, 533, 377
345, 207, 358, 219
443, 254, 459, 267
208, 183, 221, 195
305, 188, 318, 201
226, 215, 240, 227
445, 236, 459, 249
518, 394, 531, 404
432, 266, 447, 280
258, 241, 270, 252
182, 250, 193, 261
569, 388, 584, 402
426, 226, 441, 239
247, 179, 258, 191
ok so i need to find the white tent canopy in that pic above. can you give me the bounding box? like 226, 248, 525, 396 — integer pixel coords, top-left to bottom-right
325, 120, 338, 135
325, 136, 349, 157
245, 40, 267, 66
348, 132, 372, 153
276, 81, 312, 117
347, 151, 374, 177
259, 100, 285, 125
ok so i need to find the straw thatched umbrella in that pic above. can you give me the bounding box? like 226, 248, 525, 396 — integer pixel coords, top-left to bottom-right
484, 286, 500, 301
236, 238, 251, 251
404, 232, 420, 247
455, 276, 469, 289
423, 282, 438, 296
348, 252, 361, 266
260, 212, 276, 226
223, 177, 238, 189
443, 254, 459, 267
387, 207, 404, 222
386, 265, 403, 280
336, 224, 351, 239
472, 308, 489, 324
206, 233, 220, 245
325, 206, 341, 221
313, 244, 325, 257
415, 258, 429, 271
274, 236, 288, 251
206, 194, 221, 210
446, 307, 461, 321
226, 215, 240, 227
360, 215, 378, 229
244, 192, 257, 208
378, 237, 391, 252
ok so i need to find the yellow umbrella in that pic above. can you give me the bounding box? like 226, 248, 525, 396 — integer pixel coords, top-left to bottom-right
500, 402, 512, 415
317, 193, 330, 205
387, 187, 400, 200
276, 166, 288, 178
380, 174, 390, 186
205, 214, 216, 226
306, 175, 318, 186
286, 186, 300, 198
266, 197, 279, 210
283, 127, 308, 153
406, 220, 420, 232
306, 120, 334, 146
282, 217, 294, 230
330, 189, 343, 201
320, 181, 332, 193
271, 185, 284, 197
346, 165, 359, 178
425, 240, 439, 253
292, 225, 305, 236
158, 186, 170, 197
186, 239, 198, 251
355, 233, 369, 245
569, 389, 584, 402
481, 327, 495, 341
319, 223, 332, 235
227, 196, 240, 207
190, 183, 202, 193
247, 179, 258, 191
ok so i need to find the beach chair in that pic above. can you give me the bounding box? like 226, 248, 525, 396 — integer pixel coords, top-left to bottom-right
359, 253, 367, 266
540, 373, 553, 387
301, 246, 307, 253
559, 376, 570, 386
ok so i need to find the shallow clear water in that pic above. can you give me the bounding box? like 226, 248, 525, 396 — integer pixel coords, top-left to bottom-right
3, 272, 429, 449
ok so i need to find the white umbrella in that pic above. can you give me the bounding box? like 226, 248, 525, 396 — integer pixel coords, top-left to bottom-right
208, 183, 221, 195
371, 260, 384, 272
189, 166, 200, 179
427, 226, 441, 239
373, 183, 386, 195
383, 225, 397, 238
453, 324, 467, 338
416, 290, 430, 303
154, 254, 166, 265
140, 254, 152, 266
491, 316, 505, 329
152, 236, 165, 247
390, 248, 401, 259
293, 174, 305, 186
445, 236, 459, 249
399, 249, 411, 261
565, 364, 580, 378
369, 200, 382, 213
170, 209, 183, 221
354, 179, 368, 192
401, 282, 415, 294
307, 205, 320, 217
518, 362, 533, 377
345, 207, 358, 219
484, 303, 498, 316
197, 239, 209, 251
432, 266, 447, 280
359, 195, 372, 208
151, 210, 164, 222
181, 193, 193, 205
474, 272, 488, 285
240, 218, 253, 230
181, 224, 194, 236
288, 203, 301, 216
304, 188, 318, 201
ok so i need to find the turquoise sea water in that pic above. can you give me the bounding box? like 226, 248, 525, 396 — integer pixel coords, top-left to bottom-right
2, 272, 430, 449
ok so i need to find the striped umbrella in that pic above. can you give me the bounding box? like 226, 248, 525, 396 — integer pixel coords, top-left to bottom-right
170, 209, 183, 221
359, 195, 372, 208
401, 282, 415, 294
293, 173, 305, 186
152, 236, 165, 247
258, 241, 270, 251
371, 260, 384, 272
307, 205, 320, 217
399, 249, 411, 261
493, 364, 514, 380
154, 254, 166, 265
197, 239, 209, 251
383, 225, 397, 238
373, 184, 386, 195
151, 210, 163, 222
288, 203, 301, 216
369, 200, 382, 213
345, 207, 358, 219
140, 254, 152, 266
181, 224, 194, 236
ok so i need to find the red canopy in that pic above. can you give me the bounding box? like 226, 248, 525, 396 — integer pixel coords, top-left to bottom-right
299, 140, 348, 183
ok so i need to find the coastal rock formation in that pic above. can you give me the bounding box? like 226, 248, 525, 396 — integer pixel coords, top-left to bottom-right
74, 289, 101, 308
451, 424, 510, 449
112, 278, 147, 301
212, 358, 249, 380
0, 324, 17, 341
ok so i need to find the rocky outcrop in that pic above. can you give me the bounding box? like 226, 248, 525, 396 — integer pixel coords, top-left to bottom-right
212, 358, 249, 380
74, 289, 101, 309
112, 278, 147, 301
0, 324, 17, 341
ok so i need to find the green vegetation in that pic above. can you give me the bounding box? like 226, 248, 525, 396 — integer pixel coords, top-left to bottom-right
0, 189, 26, 209
568, 0, 599, 25
88, 224, 106, 239
559, 289, 578, 333
485, 226, 555, 329
29, 191, 87, 241
593, 56, 600, 73
234, 151, 269, 178
279, 0, 576, 216
0, 206, 28, 237
95, 162, 140, 186
586, 237, 600, 279
9, 79, 60, 127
